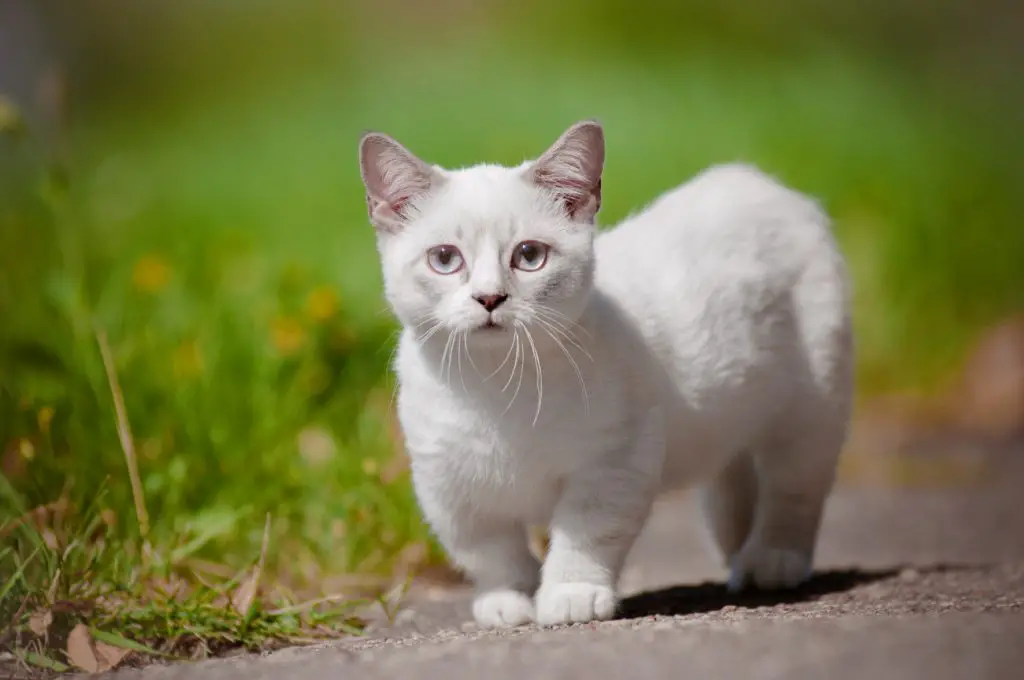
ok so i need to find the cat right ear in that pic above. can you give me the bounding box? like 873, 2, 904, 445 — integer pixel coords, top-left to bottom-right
528, 120, 605, 223
359, 132, 438, 233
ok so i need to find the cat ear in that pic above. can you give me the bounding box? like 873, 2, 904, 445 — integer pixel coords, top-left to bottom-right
359, 132, 439, 233
528, 120, 605, 223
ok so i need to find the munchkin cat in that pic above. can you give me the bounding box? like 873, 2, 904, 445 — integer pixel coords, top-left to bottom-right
358, 121, 853, 628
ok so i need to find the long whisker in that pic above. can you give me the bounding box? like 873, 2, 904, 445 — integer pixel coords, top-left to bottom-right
534, 313, 593, 362
532, 307, 593, 356
537, 320, 590, 416
534, 304, 594, 340
441, 329, 457, 389
420, 320, 446, 344
462, 330, 481, 376
522, 323, 544, 427
377, 328, 401, 358
457, 329, 468, 393
501, 330, 521, 393
485, 332, 517, 381
503, 326, 526, 415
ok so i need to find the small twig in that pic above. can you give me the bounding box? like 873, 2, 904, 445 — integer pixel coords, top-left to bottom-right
95, 328, 150, 540
0, 594, 31, 649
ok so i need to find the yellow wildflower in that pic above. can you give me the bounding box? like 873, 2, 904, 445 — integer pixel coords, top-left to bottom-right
305, 286, 339, 322
37, 407, 55, 434
271, 316, 306, 356
132, 255, 172, 293
172, 340, 204, 379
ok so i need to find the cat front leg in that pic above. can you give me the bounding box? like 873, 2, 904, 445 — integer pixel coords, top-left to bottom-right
418, 487, 541, 628
535, 408, 664, 625
461, 520, 542, 628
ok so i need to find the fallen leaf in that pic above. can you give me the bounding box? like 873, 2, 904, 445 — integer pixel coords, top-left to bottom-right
66, 623, 99, 673
95, 641, 131, 670
231, 566, 259, 616
232, 514, 271, 618
28, 610, 52, 637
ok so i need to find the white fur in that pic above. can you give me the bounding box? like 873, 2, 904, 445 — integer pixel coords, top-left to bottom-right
359, 122, 853, 629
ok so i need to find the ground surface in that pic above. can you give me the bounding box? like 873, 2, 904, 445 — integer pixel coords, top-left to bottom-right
102, 437, 1024, 679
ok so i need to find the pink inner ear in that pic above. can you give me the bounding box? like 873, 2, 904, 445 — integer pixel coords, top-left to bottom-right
390, 197, 409, 215
537, 171, 599, 217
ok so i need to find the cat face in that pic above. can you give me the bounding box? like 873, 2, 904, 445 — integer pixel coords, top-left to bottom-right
359, 122, 604, 350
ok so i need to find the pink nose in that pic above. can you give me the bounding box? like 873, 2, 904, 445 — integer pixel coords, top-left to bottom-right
474, 294, 508, 312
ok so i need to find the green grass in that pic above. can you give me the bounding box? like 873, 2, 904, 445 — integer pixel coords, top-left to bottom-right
1, 485, 368, 672
3, 10, 1023, 669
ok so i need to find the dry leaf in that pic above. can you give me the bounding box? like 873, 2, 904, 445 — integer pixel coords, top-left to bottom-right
231, 567, 259, 616
94, 641, 131, 670
66, 624, 99, 673
28, 611, 52, 637
232, 513, 271, 616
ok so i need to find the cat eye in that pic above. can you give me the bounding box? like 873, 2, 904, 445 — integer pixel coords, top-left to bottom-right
426, 245, 465, 275
511, 241, 550, 272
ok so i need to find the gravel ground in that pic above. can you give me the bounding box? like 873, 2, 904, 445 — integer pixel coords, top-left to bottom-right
99, 438, 1024, 679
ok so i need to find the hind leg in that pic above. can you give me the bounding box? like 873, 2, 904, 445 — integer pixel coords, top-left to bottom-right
698, 451, 758, 565
727, 421, 845, 592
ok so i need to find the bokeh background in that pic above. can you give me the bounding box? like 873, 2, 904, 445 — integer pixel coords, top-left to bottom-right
3, 0, 1023, 596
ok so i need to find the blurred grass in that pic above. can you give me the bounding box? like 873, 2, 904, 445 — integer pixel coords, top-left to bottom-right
2, 0, 1023, 657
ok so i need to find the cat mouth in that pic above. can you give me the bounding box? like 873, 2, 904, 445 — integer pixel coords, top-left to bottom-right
478, 320, 504, 331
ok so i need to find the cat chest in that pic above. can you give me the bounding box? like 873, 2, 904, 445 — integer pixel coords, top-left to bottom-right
403, 414, 606, 521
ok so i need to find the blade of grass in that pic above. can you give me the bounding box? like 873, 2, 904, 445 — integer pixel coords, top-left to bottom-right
16, 649, 71, 673
235, 513, 271, 629
95, 327, 150, 540
0, 544, 42, 602
89, 627, 175, 658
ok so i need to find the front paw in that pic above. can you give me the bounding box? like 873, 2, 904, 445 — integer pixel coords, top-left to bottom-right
472, 589, 536, 629
535, 582, 617, 626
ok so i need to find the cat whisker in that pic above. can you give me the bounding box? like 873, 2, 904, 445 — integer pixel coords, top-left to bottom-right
537, 320, 591, 416
522, 323, 545, 427
500, 329, 521, 393
419, 319, 446, 344
377, 328, 402, 358
532, 307, 594, 356
457, 329, 469, 394
441, 329, 458, 389
535, 304, 594, 340
462, 330, 482, 376
503, 326, 526, 415
533, 313, 593, 362
486, 331, 518, 382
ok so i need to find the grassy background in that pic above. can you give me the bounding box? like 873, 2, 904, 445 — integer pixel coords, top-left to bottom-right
2, 0, 1023, 651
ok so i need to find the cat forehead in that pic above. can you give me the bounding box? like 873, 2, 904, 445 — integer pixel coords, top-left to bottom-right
429, 163, 544, 219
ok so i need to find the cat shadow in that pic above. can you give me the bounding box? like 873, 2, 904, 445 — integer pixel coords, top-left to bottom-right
616, 567, 899, 618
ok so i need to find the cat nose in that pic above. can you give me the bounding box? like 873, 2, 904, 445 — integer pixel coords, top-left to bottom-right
474, 293, 508, 312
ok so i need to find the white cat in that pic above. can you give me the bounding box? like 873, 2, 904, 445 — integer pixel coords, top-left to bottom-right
358, 121, 853, 629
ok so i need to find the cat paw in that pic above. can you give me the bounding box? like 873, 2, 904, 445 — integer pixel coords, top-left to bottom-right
535, 582, 617, 626
727, 546, 811, 592
472, 589, 536, 629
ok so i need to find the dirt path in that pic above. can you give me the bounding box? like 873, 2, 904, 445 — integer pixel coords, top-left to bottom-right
107, 439, 1024, 679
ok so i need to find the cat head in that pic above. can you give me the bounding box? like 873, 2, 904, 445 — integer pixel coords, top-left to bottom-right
358, 121, 604, 350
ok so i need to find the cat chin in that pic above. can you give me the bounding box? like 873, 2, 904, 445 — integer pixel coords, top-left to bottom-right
466, 323, 515, 348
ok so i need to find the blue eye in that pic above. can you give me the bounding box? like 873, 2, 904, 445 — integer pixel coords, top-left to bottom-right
511, 241, 549, 272
426, 245, 464, 274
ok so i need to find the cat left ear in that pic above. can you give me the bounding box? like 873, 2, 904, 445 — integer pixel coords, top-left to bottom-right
528, 120, 605, 223
359, 132, 439, 233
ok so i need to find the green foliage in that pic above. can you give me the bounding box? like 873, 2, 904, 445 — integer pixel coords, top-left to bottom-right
2, 0, 1022, 659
